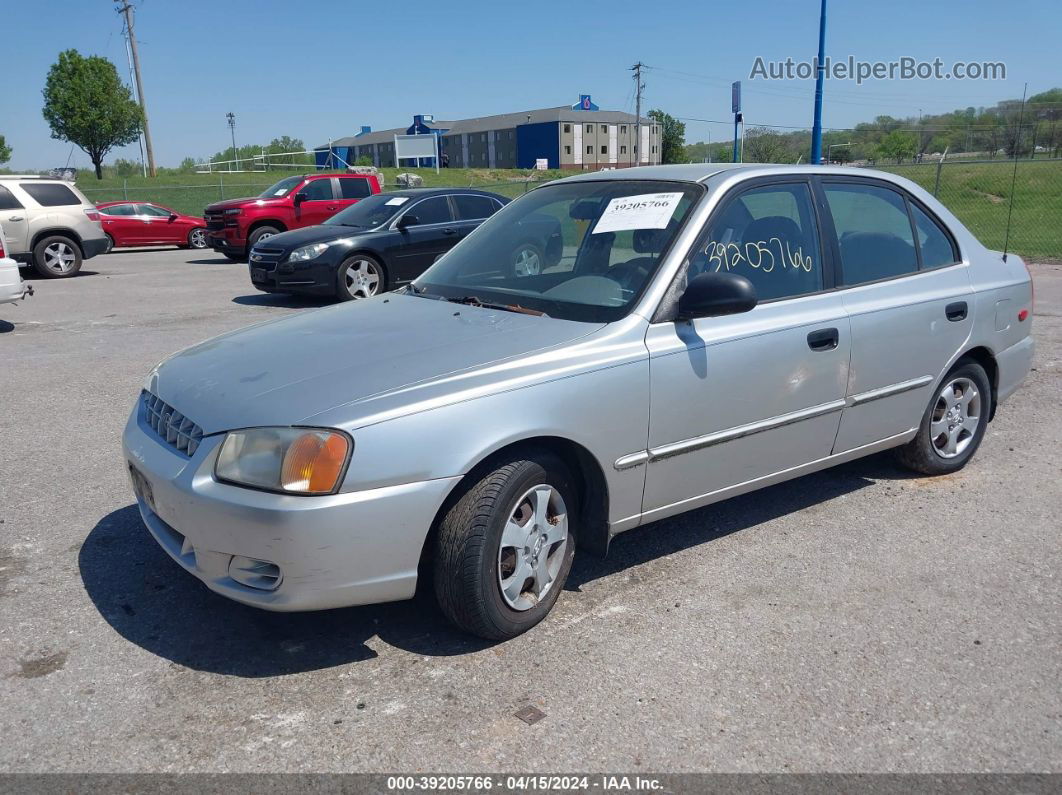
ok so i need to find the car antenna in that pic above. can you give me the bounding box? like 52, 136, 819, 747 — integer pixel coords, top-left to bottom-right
1001, 82, 1028, 263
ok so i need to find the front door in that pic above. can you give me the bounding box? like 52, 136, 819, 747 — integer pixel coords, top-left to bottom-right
294, 178, 339, 226
387, 195, 458, 282
819, 179, 974, 453
136, 204, 183, 244
642, 179, 851, 519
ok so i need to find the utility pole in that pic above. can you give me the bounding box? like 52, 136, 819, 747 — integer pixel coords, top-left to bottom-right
227, 113, 238, 171
114, 1, 156, 176
631, 62, 644, 166
809, 0, 827, 165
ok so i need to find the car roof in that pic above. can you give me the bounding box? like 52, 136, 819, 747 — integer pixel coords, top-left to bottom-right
553, 162, 905, 185
384, 188, 507, 198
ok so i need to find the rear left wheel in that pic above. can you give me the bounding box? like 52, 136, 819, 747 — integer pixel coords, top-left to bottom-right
434, 454, 576, 640
32, 235, 82, 278
895, 359, 992, 475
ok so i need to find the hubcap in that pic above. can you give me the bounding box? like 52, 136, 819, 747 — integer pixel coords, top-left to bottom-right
513, 246, 542, 278
43, 242, 76, 273
930, 377, 981, 459
497, 484, 568, 611
190, 229, 207, 248
344, 259, 381, 298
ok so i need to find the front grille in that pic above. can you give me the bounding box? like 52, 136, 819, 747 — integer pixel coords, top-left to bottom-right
205, 213, 225, 231
141, 391, 204, 457
248, 246, 285, 267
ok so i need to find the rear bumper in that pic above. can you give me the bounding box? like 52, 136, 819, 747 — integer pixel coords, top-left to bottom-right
996, 334, 1035, 405
82, 235, 110, 260
0, 258, 30, 304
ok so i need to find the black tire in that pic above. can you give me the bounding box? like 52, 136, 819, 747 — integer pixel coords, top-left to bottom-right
104, 234, 115, 254
335, 253, 387, 301
32, 235, 83, 278
247, 225, 281, 252
434, 453, 577, 640
895, 359, 992, 475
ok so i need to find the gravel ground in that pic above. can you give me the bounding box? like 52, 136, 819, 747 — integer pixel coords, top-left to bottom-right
0, 249, 1059, 773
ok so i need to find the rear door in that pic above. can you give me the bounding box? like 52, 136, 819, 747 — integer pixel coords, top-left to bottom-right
0, 185, 29, 254
99, 203, 143, 245
642, 178, 852, 518
818, 178, 973, 453
450, 193, 502, 240
294, 178, 339, 226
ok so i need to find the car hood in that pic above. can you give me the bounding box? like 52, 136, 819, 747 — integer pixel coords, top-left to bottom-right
203, 197, 284, 212
260, 224, 377, 250
148, 293, 602, 435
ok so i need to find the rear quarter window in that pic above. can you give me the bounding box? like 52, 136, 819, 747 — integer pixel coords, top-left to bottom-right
20, 182, 82, 207
0, 185, 23, 210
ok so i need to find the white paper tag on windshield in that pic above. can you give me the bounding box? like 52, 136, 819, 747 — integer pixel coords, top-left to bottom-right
385, 196, 409, 206
592, 192, 683, 234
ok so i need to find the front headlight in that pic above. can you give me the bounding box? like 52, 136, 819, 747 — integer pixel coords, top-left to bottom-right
215, 428, 351, 495
288, 242, 330, 262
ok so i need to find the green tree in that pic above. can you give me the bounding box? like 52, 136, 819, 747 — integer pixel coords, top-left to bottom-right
113, 158, 140, 177
875, 130, 918, 163
178, 157, 199, 173
42, 50, 143, 179
0, 134, 11, 165
647, 109, 686, 164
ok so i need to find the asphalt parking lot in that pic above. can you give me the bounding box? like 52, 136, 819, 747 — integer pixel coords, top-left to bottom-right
1, 248, 1059, 773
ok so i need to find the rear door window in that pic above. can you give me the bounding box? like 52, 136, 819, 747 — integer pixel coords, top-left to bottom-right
0, 186, 25, 210
338, 177, 372, 199
910, 203, 959, 268
823, 183, 917, 285
19, 182, 81, 207
453, 194, 499, 220
100, 204, 135, 216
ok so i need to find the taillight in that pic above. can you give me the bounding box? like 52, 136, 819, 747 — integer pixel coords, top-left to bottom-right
84, 209, 101, 222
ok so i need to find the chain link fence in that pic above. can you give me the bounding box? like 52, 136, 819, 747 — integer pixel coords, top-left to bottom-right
869, 158, 1061, 261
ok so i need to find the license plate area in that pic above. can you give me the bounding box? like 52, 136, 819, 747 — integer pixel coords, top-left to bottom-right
251, 267, 267, 282
129, 464, 157, 513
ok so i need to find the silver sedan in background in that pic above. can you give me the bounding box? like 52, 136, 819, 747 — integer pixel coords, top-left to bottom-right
123, 164, 1034, 640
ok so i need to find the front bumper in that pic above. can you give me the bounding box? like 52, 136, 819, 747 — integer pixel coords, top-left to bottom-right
122, 405, 460, 611
208, 228, 247, 256
249, 254, 339, 296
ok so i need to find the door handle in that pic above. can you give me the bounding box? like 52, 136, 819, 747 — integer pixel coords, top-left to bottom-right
441, 228, 458, 235
7, 216, 24, 222
326, 206, 337, 211
807, 327, 839, 351
945, 301, 968, 322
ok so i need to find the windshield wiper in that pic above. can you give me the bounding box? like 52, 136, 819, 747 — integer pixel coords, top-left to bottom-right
444, 295, 547, 317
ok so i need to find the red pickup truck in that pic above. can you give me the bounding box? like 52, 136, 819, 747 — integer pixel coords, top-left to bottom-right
204, 173, 381, 261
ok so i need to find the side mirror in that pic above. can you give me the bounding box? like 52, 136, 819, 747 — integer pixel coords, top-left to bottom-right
397, 214, 420, 229
677, 271, 757, 320
168, 213, 178, 222
293, 192, 308, 205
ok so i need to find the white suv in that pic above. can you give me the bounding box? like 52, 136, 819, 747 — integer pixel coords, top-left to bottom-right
0, 176, 109, 278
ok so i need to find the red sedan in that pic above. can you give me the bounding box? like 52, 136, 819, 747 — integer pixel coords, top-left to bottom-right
96, 202, 208, 250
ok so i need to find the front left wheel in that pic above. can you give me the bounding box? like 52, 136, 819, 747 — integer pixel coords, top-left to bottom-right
434, 453, 577, 640
336, 254, 385, 300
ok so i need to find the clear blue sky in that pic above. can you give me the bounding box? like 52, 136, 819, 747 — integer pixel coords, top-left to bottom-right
2, 0, 1057, 170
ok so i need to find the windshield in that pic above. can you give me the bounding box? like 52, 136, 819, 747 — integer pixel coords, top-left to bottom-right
412, 180, 701, 322
258, 176, 304, 198
324, 193, 408, 228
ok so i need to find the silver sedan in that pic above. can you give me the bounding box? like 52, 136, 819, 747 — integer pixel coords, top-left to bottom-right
123, 164, 1034, 639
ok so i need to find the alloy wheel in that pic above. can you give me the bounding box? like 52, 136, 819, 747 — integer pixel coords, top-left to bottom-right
512, 246, 542, 278
497, 484, 568, 611
344, 258, 381, 299
930, 377, 981, 459
43, 242, 77, 274
189, 229, 208, 249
